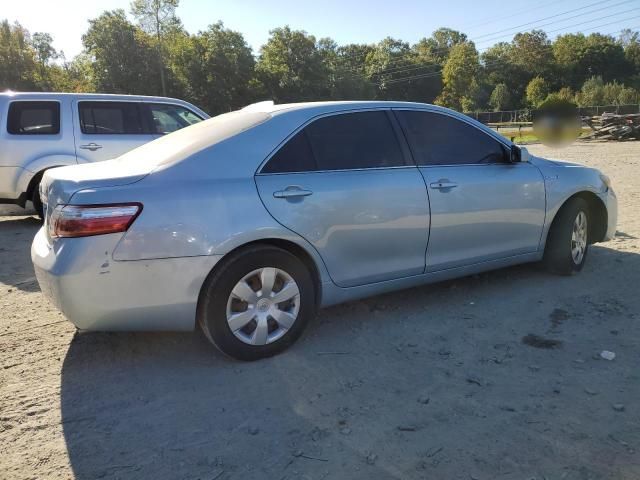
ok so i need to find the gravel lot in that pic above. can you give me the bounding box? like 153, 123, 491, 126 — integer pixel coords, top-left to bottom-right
1, 142, 639, 480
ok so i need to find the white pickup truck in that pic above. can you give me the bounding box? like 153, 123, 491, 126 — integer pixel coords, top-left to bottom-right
0, 92, 208, 217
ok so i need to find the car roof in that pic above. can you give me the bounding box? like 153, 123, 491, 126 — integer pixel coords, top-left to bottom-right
0, 91, 191, 103
241, 100, 512, 147
0, 91, 210, 118
243, 100, 490, 123
246, 100, 444, 115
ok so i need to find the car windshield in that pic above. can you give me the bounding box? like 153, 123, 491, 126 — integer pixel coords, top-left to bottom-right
115, 110, 271, 169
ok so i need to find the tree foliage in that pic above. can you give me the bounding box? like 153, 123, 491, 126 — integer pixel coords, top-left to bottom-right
436, 42, 479, 111
130, 0, 179, 95
82, 10, 162, 95
526, 76, 550, 107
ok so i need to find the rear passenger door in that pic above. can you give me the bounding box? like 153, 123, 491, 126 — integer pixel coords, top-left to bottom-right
255, 110, 430, 288
73, 101, 156, 162
395, 109, 546, 272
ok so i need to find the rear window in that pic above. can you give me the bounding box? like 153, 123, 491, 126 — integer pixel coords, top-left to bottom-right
79, 102, 144, 134
305, 111, 405, 171
7, 101, 60, 135
262, 110, 406, 173
114, 110, 271, 169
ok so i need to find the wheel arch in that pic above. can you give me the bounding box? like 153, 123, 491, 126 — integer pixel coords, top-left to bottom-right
547, 191, 608, 246
18, 153, 77, 200
196, 238, 324, 328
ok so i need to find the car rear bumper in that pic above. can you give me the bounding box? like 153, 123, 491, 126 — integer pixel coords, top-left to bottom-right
31, 227, 222, 331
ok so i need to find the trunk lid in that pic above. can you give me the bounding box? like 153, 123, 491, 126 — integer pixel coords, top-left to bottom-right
41, 157, 152, 208
41, 157, 154, 235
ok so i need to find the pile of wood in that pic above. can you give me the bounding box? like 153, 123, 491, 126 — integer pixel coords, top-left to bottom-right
583, 113, 640, 140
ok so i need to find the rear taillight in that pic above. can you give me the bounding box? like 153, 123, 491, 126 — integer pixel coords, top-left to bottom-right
50, 203, 142, 238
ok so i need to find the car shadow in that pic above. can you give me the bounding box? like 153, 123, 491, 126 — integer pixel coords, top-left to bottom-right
59, 243, 640, 479
0, 216, 42, 291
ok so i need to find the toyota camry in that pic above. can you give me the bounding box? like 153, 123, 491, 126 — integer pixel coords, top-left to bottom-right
32, 101, 617, 360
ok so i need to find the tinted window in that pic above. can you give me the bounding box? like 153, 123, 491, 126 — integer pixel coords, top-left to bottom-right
79, 102, 144, 134
7, 101, 60, 135
262, 130, 316, 173
148, 103, 203, 134
397, 110, 507, 166
262, 111, 405, 174
306, 111, 405, 171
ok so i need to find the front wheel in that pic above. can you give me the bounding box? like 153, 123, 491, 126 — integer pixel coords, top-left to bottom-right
198, 245, 316, 361
543, 197, 590, 275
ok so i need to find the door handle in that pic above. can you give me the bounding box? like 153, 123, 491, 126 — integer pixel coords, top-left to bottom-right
430, 181, 458, 190
79, 143, 103, 151
273, 188, 313, 199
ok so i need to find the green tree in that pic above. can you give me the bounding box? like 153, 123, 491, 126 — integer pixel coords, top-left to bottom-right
82, 10, 162, 94
130, 0, 179, 96
526, 76, 550, 107
554, 33, 631, 88
0, 20, 38, 90
414, 28, 467, 65
172, 22, 254, 115
255, 26, 328, 102
31, 32, 58, 87
489, 83, 511, 111
620, 29, 640, 85
330, 43, 376, 100
510, 30, 554, 77
31, 33, 57, 67
575, 76, 605, 106
436, 41, 479, 110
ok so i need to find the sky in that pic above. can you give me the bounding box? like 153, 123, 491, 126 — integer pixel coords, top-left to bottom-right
3, 0, 640, 59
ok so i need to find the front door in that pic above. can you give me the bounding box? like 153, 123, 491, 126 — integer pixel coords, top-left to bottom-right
395, 109, 546, 272
255, 110, 430, 287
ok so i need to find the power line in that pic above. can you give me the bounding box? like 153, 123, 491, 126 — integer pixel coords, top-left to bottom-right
336, 0, 635, 78
474, 0, 637, 46
335, 8, 640, 85
545, 11, 640, 35
463, 0, 569, 31
330, 0, 616, 68
369, 25, 638, 88
472, 0, 621, 40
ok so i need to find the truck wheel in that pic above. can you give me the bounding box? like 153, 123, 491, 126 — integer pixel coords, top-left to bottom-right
31, 176, 44, 220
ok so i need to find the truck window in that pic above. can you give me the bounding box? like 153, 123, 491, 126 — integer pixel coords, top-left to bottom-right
79, 102, 145, 134
7, 101, 60, 135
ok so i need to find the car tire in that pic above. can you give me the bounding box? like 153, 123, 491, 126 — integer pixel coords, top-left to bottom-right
31, 176, 44, 220
543, 197, 590, 275
198, 245, 317, 361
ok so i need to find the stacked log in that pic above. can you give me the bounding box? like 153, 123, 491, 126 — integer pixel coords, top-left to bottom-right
583, 113, 640, 140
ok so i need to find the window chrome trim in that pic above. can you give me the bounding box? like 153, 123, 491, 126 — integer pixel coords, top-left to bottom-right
256, 107, 412, 175
255, 164, 419, 176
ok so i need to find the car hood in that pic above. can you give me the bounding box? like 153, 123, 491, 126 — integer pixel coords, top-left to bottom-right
529, 156, 584, 168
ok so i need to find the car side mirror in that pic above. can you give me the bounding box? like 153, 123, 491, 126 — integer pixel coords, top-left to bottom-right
509, 145, 530, 163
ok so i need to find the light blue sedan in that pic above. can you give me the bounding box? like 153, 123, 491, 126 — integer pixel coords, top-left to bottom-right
32, 101, 617, 360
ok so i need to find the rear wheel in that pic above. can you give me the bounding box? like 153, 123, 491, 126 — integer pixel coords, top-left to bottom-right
543, 197, 590, 275
30, 176, 44, 220
198, 245, 316, 361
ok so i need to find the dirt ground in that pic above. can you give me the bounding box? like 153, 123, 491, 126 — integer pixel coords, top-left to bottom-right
1, 141, 639, 480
